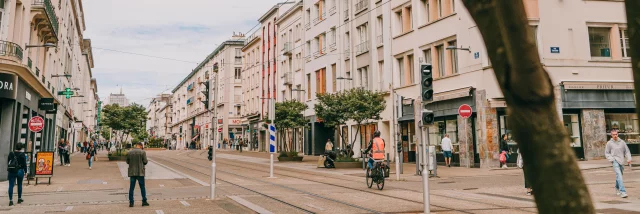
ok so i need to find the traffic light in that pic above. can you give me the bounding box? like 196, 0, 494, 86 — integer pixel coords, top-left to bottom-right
420, 64, 433, 102
422, 110, 435, 125
208, 146, 213, 161
201, 81, 210, 110
397, 142, 402, 153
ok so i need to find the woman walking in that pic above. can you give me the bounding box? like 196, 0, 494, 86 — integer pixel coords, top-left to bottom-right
87, 144, 96, 170
500, 134, 510, 168
7, 143, 27, 206
517, 149, 532, 195
57, 139, 66, 166
64, 140, 71, 166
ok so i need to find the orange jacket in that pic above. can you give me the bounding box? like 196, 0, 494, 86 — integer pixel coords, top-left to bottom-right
372, 137, 385, 160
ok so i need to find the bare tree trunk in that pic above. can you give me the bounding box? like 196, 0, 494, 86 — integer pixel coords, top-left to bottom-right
625, 1, 640, 127
349, 123, 362, 158
461, 1, 594, 213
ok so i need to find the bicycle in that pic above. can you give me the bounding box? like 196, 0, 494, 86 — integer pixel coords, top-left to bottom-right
366, 159, 385, 190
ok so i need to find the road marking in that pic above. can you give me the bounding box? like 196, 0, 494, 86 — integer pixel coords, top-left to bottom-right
148, 159, 209, 186
159, 184, 165, 187
229, 196, 273, 214
65, 206, 73, 211
102, 182, 108, 184
155, 210, 165, 214
180, 200, 190, 206
303, 196, 315, 200
306, 204, 325, 211
56, 187, 63, 192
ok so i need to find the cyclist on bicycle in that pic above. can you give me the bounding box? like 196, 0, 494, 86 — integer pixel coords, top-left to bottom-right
364, 130, 385, 169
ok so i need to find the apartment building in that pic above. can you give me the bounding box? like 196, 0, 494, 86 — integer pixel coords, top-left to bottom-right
390, 0, 632, 168
170, 33, 245, 150
147, 94, 170, 139
276, 1, 305, 153
241, 30, 263, 151
0, 0, 99, 180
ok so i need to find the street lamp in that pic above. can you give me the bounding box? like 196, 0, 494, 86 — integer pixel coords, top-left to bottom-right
25, 43, 57, 49
446, 46, 471, 52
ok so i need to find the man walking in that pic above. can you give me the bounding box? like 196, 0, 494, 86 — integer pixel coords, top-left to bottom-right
605, 129, 632, 198
441, 134, 453, 167
126, 142, 149, 207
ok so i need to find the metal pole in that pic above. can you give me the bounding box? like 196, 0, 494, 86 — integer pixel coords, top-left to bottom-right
422, 126, 430, 214
210, 75, 219, 200
269, 98, 275, 178
270, 153, 274, 178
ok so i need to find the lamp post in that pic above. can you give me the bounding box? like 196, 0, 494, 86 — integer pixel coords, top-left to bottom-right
25, 43, 57, 49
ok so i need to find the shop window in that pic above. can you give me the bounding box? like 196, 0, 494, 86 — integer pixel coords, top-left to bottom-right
360, 123, 378, 150
588, 27, 611, 58
606, 113, 639, 144
429, 118, 458, 153
499, 115, 518, 153
563, 114, 581, 147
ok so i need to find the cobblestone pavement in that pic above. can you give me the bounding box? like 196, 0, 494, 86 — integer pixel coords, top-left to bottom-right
0, 149, 638, 213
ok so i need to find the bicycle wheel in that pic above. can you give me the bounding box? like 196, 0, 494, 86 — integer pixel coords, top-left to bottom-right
377, 168, 385, 190
366, 168, 373, 188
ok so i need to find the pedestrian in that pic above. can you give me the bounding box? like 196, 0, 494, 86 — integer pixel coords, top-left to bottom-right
7, 143, 27, 206
605, 129, 632, 198
86, 143, 96, 170
239, 139, 243, 153
82, 141, 88, 153
77, 142, 81, 153
64, 140, 71, 166
57, 139, 66, 166
516, 149, 531, 195
223, 139, 228, 150
441, 134, 453, 167
325, 138, 333, 152
500, 134, 510, 169
127, 142, 149, 207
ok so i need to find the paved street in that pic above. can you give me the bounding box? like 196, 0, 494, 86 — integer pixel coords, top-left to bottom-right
0, 150, 637, 213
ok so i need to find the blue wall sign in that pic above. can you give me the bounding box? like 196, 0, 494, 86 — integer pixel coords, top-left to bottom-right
474, 52, 480, 59
551, 47, 560, 54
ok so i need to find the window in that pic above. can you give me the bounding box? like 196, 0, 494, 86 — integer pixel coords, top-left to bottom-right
621, 29, 630, 58
436, 45, 445, 76
407, 54, 415, 84
563, 114, 582, 147
307, 74, 311, 99
330, 27, 337, 45
376, 16, 383, 45
235, 68, 241, 79
449, 40, 458, 74
236, 106, 241, 116
359, 66, 369, 89
235, 48, 241, 57
423, 49, 432, 64
451, 0, 455, 13
378, 61, 384, 91
316, 68, 327, 94
606, 113, 639, 144
421, 0, 429, 24
528, 25, 538, 47
588, 27, 611, 58
332, 63, 337, 92
438, 0, 442, 18
429, 119, 458, 153
398, 57, 406, 86
394, 10, 403, 35
306, 41, 311, 56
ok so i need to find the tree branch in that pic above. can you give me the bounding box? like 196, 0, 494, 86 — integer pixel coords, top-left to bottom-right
625, 0, 640, 136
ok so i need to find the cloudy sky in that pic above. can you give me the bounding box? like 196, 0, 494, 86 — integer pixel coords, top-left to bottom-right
83, 0, 285, 106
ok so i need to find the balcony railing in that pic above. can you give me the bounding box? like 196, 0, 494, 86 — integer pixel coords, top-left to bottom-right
281, 42, 292, 55
329, 6, 336, 15
32, 0, 59, 37
283, 72, 293, 85
313, 17, 320, 25
305, 22, 310, 30
355, 0, 369, 13
344, 10, 349, 21
35, 67, 40, 77
0, 41, 24, 62
356, 41, 369, 55
377, 35, 383, 46
28, 58, 33, 69
235, 58, 242, 64
345, 48, 351, 60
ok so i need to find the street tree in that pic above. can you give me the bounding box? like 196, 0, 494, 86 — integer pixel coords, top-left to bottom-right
315, 88, 385, 157
461, 1, 593, 212
274, 100, 308, 154
100, 126, 111, 141
100, 104, 148, 149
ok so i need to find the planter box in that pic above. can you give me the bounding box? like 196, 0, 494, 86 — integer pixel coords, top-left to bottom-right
144, 148, 166, 151
277, 156, 303, 162
334, 161, 362, 168
108, 156, 127, 161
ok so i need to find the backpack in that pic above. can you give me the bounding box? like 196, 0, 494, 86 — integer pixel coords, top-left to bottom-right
7, 152, 20, 173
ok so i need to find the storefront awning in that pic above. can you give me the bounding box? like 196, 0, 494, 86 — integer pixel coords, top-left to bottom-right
398, 114, 415, 122
431, 87, 473, 103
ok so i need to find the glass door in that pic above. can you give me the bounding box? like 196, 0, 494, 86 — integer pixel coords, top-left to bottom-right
564, 114, 584, 159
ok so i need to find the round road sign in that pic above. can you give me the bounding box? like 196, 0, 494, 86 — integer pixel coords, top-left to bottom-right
28, 116, 45, 133
458, 104, 473, 119
218, 128, 223, 133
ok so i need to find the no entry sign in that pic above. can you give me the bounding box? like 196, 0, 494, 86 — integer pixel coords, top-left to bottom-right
29, 116, 45, 133
458, 104, 472, 119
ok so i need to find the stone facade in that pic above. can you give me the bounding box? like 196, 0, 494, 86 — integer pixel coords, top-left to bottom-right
581, 109, 607, 160
458, 115, 474, 168
475, 90, 500, 168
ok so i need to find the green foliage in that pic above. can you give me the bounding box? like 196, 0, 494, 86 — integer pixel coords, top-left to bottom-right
101, 103, 147, 147
275, 100, 308, 152
146, 138, 165, 148
278, 151, 299, 158
335, 155, 358, 162
100, 126, 111, 140
108, 149, 128, 157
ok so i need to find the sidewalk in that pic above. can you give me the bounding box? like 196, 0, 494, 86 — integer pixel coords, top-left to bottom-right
0, 150, 254, 213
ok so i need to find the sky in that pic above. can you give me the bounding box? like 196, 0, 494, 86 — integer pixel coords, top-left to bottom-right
83, 0, 286, 106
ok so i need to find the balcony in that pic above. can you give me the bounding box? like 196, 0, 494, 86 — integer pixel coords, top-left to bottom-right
377, 35, 383, 46
283, 72, 293, 85
35, 67, 40, 77
234, 58, 242, 65
305, 22, 310, 30
345, 48, 351, 60
28, 58, 33, 69
356, 41, 369, 55
355, 0, 369, 13
31, 0, 59, 42
212, 64, 219, 72
344, 10, 349, 21
281, 42, 292, 56
0, 41, 24, 63
329, 6, 336, 15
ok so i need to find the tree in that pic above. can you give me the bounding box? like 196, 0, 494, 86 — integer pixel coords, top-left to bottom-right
274, 100, 308, 155
100, 126, 111, 141
101, 104, 148, 149
461, 1, 593, 212
315, 88, 386, 157
626, 1, 640, 136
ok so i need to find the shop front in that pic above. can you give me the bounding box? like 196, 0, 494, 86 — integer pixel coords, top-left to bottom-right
424, 87, 476, 167
397, 98, 416, 163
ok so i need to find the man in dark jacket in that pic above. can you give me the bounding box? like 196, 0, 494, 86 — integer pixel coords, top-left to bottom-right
126, 142, 149, 207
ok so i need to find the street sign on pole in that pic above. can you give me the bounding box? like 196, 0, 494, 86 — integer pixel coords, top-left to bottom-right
458, 104, 472, 118
268, 124, 276, 178
28, 116, 45, 133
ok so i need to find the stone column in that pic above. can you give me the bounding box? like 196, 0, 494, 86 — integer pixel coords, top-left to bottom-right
581, 109, 607, 160
457, 115, 473, 168
475, 90, 500, 168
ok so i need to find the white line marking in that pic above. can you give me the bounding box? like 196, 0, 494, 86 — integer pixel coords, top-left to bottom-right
56, 187, 63, 192
229, 196, 274, 214
303, 196, 315, 200
155, 210, 165, 214
306, 204, 325, 211
102, 182, 108, 184
149, 159, 209, 186
159, 184, 165, 187
180, 200, 190, 206
65, 206, 73, 211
